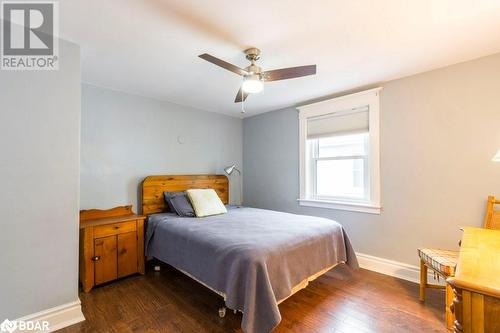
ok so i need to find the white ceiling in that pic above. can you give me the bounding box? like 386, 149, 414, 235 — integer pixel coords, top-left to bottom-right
60, 0, 500, 118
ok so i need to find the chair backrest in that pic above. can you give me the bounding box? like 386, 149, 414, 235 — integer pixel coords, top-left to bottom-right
484, 195, 500, 230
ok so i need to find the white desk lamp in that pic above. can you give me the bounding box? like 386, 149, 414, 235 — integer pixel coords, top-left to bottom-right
224, 164, 242, 205
492, 150, 500, 162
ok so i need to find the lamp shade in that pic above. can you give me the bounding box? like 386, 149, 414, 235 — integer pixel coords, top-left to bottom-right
224, 164, 241, 175
242, 75, 263, 94
492, 150, 500, 162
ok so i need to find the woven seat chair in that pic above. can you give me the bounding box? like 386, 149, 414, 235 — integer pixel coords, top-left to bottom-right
418, 195, 500, 329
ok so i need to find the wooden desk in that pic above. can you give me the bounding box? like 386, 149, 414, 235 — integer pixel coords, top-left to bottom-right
447, 227, 500, 333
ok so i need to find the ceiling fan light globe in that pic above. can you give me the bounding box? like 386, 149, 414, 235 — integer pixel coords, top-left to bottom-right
242, 76, 263, 94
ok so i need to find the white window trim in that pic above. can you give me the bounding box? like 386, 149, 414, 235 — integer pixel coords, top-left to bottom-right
297, 87, 382, 214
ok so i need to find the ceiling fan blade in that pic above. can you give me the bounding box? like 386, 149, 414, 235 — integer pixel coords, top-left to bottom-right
199, 53, 248, 76
263, 65, 316, 82
234, 88, 249, 103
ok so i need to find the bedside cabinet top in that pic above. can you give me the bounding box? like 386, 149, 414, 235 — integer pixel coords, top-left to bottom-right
80, 205, 146, 229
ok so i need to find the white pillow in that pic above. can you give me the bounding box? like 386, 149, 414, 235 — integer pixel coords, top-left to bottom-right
186, 189, 228, 217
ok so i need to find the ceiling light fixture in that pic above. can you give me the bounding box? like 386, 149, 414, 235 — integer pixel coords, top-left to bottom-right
199, 48, 316, 103
241, 74, 264, 94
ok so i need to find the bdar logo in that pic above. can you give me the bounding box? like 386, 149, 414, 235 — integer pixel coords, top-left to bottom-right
0, 319, 17, 333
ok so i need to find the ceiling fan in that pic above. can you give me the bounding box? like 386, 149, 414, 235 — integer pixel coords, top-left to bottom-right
199, 48, 316, 103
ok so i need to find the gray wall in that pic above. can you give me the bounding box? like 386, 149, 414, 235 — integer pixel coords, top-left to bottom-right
243, 53, 500, 266
81, 84, 243, 211
0, 40, 81, 318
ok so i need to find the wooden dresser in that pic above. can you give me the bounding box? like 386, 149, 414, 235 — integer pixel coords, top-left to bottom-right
79, 205, 146, 292
447, 227, 500, 333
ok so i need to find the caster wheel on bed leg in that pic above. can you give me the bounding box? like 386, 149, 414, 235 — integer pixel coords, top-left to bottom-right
218, 307, 226, 318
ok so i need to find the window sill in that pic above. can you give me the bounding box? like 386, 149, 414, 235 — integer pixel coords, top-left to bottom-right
297, 198, 381, 214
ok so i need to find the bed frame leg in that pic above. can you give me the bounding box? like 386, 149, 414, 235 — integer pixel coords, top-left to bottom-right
218, 307, 226, 318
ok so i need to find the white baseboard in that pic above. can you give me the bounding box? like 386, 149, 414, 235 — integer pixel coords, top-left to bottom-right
14, 300, 85, 332
356, 252, 445, 285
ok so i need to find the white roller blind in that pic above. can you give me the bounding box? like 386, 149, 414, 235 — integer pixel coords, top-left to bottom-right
307, 106, 369, 139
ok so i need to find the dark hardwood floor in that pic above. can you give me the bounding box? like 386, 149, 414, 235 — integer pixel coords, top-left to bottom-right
60, 263, 448, 333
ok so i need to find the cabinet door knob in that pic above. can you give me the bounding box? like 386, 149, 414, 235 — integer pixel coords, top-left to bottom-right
91, 256, 101, 261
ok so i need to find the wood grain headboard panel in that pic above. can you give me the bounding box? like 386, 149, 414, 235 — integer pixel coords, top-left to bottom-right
142, 175, 229, 215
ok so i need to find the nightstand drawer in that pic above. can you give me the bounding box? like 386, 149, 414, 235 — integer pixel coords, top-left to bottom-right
94, 221, 136, 238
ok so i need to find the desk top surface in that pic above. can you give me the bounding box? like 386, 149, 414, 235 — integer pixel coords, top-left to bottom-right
448, 227, 500, 298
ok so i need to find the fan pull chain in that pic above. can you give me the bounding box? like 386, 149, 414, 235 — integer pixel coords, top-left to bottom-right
241, 77, 246, 114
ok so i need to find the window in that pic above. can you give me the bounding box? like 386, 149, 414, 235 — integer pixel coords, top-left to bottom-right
309, 132, 369, 201
298, 88, 381, 214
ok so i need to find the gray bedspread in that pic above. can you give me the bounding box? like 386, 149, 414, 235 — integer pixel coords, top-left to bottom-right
146, 206, 358, 333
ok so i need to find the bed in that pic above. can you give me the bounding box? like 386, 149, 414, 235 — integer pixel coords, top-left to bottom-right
142, 175, 358, 333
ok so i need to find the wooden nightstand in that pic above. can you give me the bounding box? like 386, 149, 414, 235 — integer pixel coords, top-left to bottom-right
79, 205, 146, 292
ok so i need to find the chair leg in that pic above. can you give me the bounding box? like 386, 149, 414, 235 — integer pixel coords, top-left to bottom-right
445, 283, 454, 330
419, 260, 427, 302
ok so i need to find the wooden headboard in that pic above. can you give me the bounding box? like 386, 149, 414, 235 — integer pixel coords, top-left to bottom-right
142, 175, 229, 215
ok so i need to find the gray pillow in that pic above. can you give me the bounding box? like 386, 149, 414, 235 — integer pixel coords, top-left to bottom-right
163, 192, 177, 213
164, 191, 195, 217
